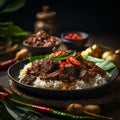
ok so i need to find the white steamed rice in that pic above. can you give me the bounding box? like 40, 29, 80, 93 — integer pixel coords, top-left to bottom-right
18, 62, 112, 90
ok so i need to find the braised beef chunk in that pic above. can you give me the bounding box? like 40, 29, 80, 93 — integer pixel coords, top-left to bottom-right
21, 52, 107, 84
20, 74, 36, 85
39, 60, 59, 73
79, 69, 87, 78
40, 62, 79, 82
74, 53, 83, 62
42, 70, 60, 80
59, 64, 78, 82
92, 65, 106, 76
27, 61, 41, 76
27, 60, 60, 76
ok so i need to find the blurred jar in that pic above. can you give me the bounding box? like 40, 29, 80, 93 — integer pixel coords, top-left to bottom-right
34, 5, 57, 36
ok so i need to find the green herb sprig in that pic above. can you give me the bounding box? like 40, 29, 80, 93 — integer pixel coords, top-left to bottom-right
0, 22, 28, 45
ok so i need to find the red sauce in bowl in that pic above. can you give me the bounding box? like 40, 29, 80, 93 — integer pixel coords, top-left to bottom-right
64, 33, 84, 40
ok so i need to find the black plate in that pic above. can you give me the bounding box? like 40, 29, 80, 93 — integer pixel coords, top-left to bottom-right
7, 59, 119, 99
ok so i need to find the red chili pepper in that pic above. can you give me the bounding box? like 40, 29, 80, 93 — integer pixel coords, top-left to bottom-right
52, 50, 65, 57
67, 56, 81, 66
59, 61, 69, 68
9, 99, 98, 120
0, 59, 15, 69
32, 105, 51, 113
0, 92, 11, 99
31, 105, 98, 120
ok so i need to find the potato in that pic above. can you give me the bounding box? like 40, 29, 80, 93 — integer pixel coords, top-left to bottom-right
102, 50, 113, 59
115, 49, 120, 55
105, 54, 120, 67
84, 104, 101, 114
81, 44, 102, 58
66, 103, 84, 115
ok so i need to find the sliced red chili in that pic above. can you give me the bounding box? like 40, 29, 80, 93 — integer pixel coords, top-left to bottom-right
67, 56, 81, 66
52, 50, 65, 57
59, 61, 69, 68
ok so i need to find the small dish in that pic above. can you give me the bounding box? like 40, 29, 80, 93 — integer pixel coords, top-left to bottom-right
61, 31, 89, 50
23, 30, 62, 55
23, 38, 62, 55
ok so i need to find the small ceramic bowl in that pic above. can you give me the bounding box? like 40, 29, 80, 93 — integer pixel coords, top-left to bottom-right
61, 31, 89, 50
23, 38, 62, 55
23, 30, 62, 55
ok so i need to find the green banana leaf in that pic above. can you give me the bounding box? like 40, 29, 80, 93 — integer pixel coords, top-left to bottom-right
0, 0, 26, 14
0, 22, 28, 45
0, 0, 6, 8
0, 22, 28, 37
82, 55, 116, 71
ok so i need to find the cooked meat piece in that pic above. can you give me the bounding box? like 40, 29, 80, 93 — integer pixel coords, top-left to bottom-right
79, 69, 87, 78
25, 30, 58, 47
39, 60, 59, 74
91, 65, 106, 76
20, 74, 36, 85
41, 70, 60, 80
27, 62, 41, 76
74, 53, 84, 62
59, 74, 71, 82
27, 60, 59, 77
59, 64, 78, 82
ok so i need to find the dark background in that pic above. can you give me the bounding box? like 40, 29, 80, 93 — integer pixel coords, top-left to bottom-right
1, 0, 120, 33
